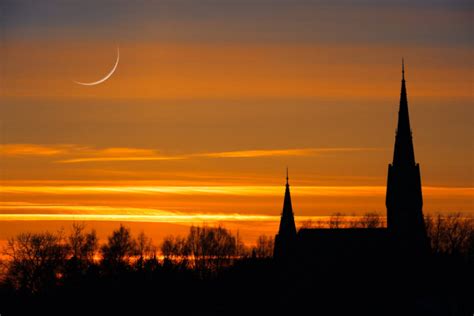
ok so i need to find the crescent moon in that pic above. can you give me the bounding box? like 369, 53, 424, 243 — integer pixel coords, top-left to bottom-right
74, 47, 120, 86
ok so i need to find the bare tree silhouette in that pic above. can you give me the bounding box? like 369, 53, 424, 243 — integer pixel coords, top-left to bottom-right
134, 231, 156, 270
352, 213, 383, 228
101, 224, 136, 271
160, 225, 246, 275
68, 223, 98, 261
425, 213, 473, 257
3, 232, 67, 293
186, 225, 239, 273
161, 235, 189, 266
252, 235, 274, 259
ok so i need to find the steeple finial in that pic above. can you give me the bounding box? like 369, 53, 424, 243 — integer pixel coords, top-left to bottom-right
286, 167, 289, 185
402, 58, 405, 81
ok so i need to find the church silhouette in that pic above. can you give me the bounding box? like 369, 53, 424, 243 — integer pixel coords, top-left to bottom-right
274, 61, 430, 264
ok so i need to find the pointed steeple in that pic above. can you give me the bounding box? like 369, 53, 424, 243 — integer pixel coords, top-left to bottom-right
386, 61, 428, 255
278, 168, 297, 237
392, 59, 416, 166
274, 169, 297, 259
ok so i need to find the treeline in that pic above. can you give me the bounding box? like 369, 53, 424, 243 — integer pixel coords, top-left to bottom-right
0, 223, 274, 294
1, 213, 472, 296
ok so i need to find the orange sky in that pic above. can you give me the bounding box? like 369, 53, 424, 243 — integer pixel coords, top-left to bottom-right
0, 0, 472, 245
3, 41, 473, 99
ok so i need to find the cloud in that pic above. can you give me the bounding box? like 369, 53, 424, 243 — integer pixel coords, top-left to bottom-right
59, 156, 186, 163
200, 148, 331, 158
1, 185, 471, 198
0, 201, 280, 223
0, 144, 77, 156
0, 144, 179, 161
59, 146, 383, 163
0, 213, 278, 223
0, 144, 383, 163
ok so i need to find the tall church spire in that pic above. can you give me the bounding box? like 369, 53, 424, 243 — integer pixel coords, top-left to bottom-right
392, 59, 415, 166
386, 60, 428, 255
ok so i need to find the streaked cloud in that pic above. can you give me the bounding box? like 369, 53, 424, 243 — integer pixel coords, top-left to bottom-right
200, 147, 380, 158
0, 143, 383, 163
0, 144, 77, 156
1, 184, 471, 198
0, 144, 153, 157
0, 201, 280, 223
1, 183, 471, 225
0, 144, 182, 162
59, 156, 186, 163
0, 213, 278, 223
58, 146, 382, 163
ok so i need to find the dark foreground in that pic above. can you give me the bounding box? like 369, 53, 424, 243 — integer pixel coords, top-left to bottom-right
1, 254, 472, 316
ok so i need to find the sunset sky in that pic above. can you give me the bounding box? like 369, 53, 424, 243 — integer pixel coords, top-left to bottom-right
0, 0, 472, 244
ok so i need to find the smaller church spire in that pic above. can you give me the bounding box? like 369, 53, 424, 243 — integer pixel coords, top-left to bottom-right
278, 168, 297, 237
274, 169, 297, 259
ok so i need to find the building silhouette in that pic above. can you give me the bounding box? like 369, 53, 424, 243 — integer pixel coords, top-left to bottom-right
274, 61, 430, 263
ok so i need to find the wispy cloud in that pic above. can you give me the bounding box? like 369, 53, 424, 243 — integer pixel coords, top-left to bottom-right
1, 143, 382, 162
1, 185, 471, 197
59, 156, 186, 163
58, 146, 382, 163
0, 144, 182, 162
198, 148, 377, 158
0, 202, 279, 223
201, 148, 314, 158
0, 213, 279, 223
1, 143, 384, 163
0, 144, 154, 157
0, 144, 78, 156
0, 202, 370, 224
